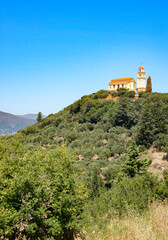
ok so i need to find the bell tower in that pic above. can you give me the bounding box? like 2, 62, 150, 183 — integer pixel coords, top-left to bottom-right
137, 64, 146, 92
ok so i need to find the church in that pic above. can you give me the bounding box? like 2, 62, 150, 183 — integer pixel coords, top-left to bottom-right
109, 65, 146, 92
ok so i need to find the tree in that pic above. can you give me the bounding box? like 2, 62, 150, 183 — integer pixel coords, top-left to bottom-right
113, 98, 128, 127
0, 145, 87, 239
146, 76, 152, 93
36, 112, 42, 122
136, 102, 168, 148
117, 87, 128, 97
90, 165, 103, 199
122, 141, 152, 177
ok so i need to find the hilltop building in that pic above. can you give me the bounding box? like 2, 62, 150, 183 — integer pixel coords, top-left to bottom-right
137, 65, 146, 92
109, 77, 136, 91
109, 65, 146, 92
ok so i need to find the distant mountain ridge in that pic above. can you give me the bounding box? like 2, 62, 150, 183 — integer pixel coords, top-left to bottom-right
17, 114, 46, 120
0, 111, 36, 135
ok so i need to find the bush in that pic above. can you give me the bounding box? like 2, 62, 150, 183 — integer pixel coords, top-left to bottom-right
54, 118, 62, 127
66, 131, 78, 143
102, 164, 121, 183
98, 149, 111, 159
111, 91, 117, 97
93, 90, 109, 99
86, 122, 95, 131
0, 146, 87, 239
117, 88, 128, 97
154, 134, 168, 151
22, 125, 37, 135
76, 124, 86, 132
125, 90, 135, 98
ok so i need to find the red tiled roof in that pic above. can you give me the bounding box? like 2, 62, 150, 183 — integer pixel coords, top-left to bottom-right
139, 65, 144, 70
109, 77, 136, 85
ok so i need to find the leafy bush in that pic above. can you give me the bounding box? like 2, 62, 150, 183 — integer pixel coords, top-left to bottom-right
154, 133, 168, 151
0, 144, 87, 239
116, 88, 128, 97
125, 90, 135, 98
136, 102, 168, 147
111, 91, 117, 97
86, 122, 95, 131
93, 90, 109, 99
22, 125, 38, 135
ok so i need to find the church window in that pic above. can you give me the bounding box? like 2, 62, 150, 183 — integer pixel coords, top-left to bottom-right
113, 85, 115, 89
122, 84, 124, 87
118, 85, 120, 88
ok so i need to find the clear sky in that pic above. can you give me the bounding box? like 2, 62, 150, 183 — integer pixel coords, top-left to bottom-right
1, 0, 168, 115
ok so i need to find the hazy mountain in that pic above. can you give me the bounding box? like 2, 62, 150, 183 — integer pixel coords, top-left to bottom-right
0, 111, 36, 135
17, 114, 46, 120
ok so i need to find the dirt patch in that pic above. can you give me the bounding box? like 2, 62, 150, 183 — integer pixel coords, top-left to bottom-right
142, 146, 168, 179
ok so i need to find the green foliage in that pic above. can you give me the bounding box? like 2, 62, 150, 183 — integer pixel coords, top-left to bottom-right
93, 90, 109, 99
117, 87, 127, 97
136, 102, 168, 147
154, 171, 168, 199
113, 98, 129, 127
21, 125, 38, 135
0, 142, 87, 239
1, 91, 168, 239
122, 141, 152, 178
111, 91, 117, 97
110, 175, 156, 215
89, 165, 103, 199
36, 112, 42, 122
102, 162, 122, 184
125, 90, 135, 98
116, 88, 135, 98
83, 174, 158, 228
154, 133, 168, 151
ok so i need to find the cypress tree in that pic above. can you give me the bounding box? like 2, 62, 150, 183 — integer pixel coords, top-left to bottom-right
146, 76, 152, 92
37, 112, 42, 122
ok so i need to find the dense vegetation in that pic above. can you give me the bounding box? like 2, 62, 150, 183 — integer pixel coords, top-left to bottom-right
0, 90, 168, 239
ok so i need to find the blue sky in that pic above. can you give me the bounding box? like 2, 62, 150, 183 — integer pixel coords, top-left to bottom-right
0, 0, 168, 115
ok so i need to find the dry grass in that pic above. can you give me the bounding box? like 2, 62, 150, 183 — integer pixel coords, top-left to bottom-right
84, 201, 168, 240
140, 146, 168, 179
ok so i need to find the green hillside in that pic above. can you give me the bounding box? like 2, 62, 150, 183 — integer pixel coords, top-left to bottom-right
0, 111, 36, 135
0, 90, 168, 239
20, 90, 168, 170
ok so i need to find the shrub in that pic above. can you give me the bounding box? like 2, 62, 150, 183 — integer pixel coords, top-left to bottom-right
22, 125, 37, 135
99, 149, 111, 160
76, 124, 86, 132
54, 118, 62, 127
0, 146, 87, 239
154, 134, 168, 151
111, 91, 117, 97
116, 88, 128, 97
93, 90, 109, 99
86, 122, 95, 131
66, 131, 78, 143
125, 90, 135, 98
102, 164, 121, 183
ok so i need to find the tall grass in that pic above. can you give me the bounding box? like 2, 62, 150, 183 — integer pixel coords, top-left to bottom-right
83, 201, 168, 240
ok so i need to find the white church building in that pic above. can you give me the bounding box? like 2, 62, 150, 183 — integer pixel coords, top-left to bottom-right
109, 65, 146, 92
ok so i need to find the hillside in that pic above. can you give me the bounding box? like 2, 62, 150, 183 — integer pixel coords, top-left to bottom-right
0, 111, 36, 135
0, 89, 168, 239
19, 90, 168, 177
